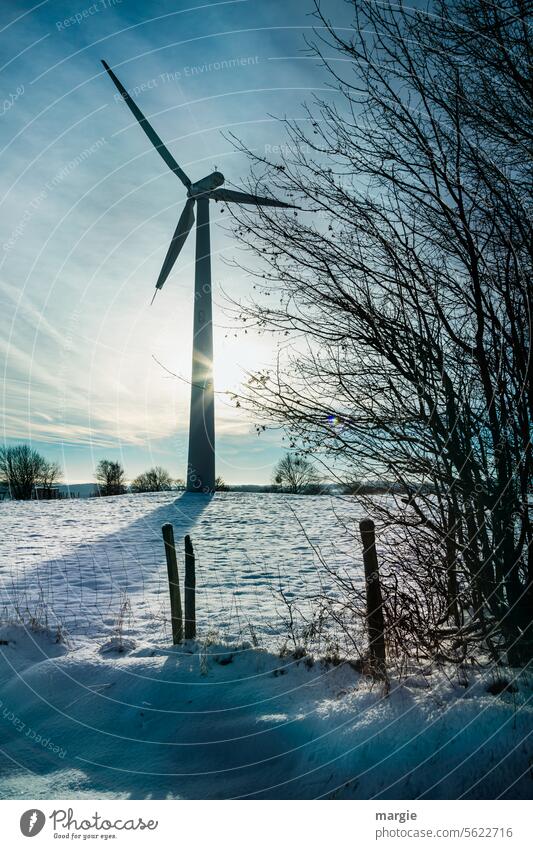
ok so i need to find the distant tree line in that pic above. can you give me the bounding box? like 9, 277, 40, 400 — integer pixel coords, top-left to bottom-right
1, 443, 394, 501
0, 445, 61, 500
2, 444, 331, 500
93, 460, 186, 496
0, 445, 191, 499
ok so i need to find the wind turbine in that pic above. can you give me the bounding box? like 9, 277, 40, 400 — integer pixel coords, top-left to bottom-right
102, 60, 294, 493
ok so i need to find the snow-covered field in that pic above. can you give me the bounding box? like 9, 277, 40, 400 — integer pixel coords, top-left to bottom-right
0, 493, 531, 799
0, 491, 362, 645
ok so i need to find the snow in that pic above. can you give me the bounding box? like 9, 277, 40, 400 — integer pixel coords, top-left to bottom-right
0, 491, 361, 646
0, 493, 531, 799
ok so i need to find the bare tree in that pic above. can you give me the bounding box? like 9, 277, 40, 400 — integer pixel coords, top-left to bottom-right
94, 460, 126, 496
130, 466, 174, 493
0, 445, 61, 500
273, 453, 321, 494
40, 460, 62, 489
215, 476, 230, 492
227, 0, 532, 665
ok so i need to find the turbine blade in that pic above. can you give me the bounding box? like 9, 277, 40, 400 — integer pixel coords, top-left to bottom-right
154, 198, 195, 293
101, 60, 191, 188
209, 188, 296, 208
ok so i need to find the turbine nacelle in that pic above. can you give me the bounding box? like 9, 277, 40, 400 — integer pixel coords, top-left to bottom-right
189, 171, 225, 197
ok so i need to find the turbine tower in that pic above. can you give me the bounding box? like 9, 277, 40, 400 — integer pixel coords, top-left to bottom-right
102, 60, 294, 493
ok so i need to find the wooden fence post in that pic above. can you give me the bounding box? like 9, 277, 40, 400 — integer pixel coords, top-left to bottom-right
184, 535, 196, 640
162, 523, 183, 644
359, 518, 386, 676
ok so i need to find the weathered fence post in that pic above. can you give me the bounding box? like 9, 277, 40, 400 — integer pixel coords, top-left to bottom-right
162, 523, 183, 644
359, 518, 386, 676
184, 534, 196, 640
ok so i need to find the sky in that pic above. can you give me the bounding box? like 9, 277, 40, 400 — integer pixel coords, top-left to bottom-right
0, 0, 350, 484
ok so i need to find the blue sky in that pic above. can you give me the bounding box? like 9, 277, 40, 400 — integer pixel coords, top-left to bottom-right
0, 0, 349, 483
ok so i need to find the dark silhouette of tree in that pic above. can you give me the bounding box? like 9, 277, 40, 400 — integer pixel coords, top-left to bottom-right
0, 445, 62, 500
228, 0, 532, 665
130, 466, 174, 493
40, 460, 62, 489
214, 476, 230, 492
273, 453, 321, 494
94, 460, 126, 496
